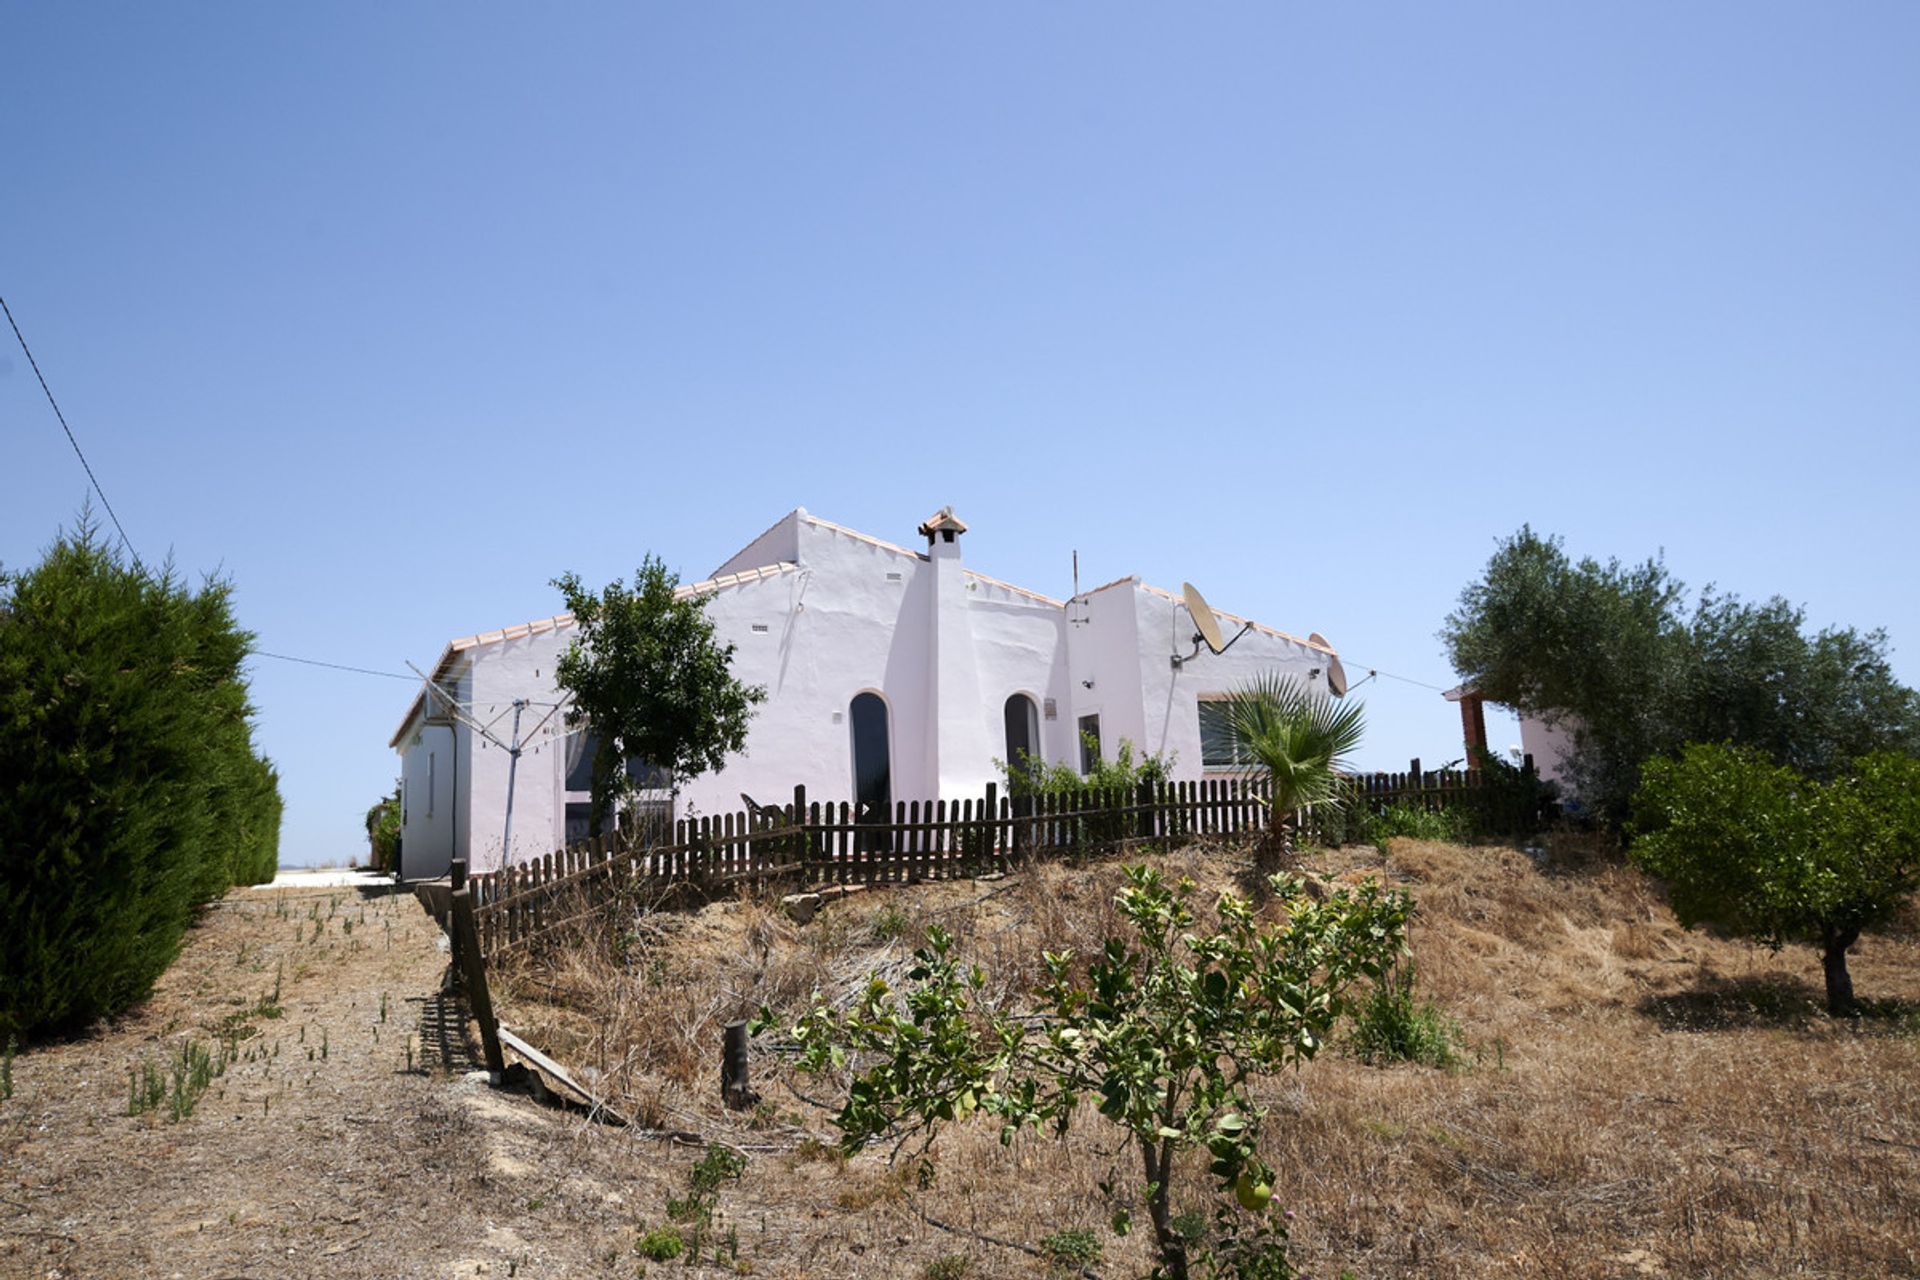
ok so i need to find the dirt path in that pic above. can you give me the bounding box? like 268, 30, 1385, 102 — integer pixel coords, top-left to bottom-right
1, 885, 644, 1279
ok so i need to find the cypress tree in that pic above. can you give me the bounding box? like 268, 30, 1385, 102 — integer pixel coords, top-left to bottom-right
0, 520, 281, 1039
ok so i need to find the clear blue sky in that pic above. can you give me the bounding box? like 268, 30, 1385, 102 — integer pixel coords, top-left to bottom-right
5, 5, 1916, 867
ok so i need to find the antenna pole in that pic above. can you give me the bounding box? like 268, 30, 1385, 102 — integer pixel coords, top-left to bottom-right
1072, 550, 1080, 599
500, 699, 527, 868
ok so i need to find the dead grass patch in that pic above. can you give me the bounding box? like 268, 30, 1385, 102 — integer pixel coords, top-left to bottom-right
489, 838, 1920, 1278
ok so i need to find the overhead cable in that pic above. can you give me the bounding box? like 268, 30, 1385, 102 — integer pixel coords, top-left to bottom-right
2, 293, 137, 559
249, 650, 416, 680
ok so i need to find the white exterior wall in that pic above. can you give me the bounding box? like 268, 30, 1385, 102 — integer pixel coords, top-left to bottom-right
398, 723, 457, 879
1132, 587, 1333, 774
462, 637, 569, 868
1067, 582, 1148, 765
684, 518, 1066, 816
1518, 713, 1579, 789
399, 510, 1346, 872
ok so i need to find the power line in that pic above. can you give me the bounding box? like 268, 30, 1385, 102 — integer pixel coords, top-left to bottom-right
2, 293, 136, 559
1337, 659, 1453, 694
248, 650, 416, 680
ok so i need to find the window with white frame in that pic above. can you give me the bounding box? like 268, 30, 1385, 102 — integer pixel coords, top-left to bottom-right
1198, 696, 1251, 771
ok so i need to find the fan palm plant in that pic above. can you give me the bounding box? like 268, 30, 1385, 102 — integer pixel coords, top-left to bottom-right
1223, 673, 1367, 868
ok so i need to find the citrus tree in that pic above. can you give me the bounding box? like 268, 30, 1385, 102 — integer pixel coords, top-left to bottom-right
552, 556, 765, 830
1631, 744, 1920, 1015
1223, 674, 1367, 868
764, 866, 1409, 1279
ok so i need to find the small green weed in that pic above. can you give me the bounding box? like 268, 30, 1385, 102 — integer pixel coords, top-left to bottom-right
662, 1143, 749, 1258
1347, 961, 1465, 1069
635, 1225, 683, 1261
924, 1255, 973, 1280
689, 1143, 748, 1195
1039, 1228, 1102, 1269
871, 902, 913, 942
128, 1038, 234, 1121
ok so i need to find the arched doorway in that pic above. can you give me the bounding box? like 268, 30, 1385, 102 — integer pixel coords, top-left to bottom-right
849, 692, 892, 850
1004, 693, 1040, 772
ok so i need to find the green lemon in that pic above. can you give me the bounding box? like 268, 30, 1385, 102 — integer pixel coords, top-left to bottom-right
1234, 1172, 1273, 1212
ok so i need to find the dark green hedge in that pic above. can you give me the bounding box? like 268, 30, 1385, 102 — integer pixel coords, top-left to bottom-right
0, 527, 282, 1040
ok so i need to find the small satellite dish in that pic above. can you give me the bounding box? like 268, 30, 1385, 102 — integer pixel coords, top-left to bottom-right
1309, 632, 1350, 697
1183, 582, 1228, 654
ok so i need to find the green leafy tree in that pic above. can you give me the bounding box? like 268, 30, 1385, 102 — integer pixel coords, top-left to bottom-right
767, 866, 1409, 1280
0, 518, 280, 1039
1222, 674, 1367, 868
1630, 744, 1920, 1015
365, 787, 401, 872
1441, 527, 1919, 826
552, 556, 766, 830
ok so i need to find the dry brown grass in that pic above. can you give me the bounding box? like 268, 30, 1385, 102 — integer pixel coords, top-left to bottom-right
493, 836, 1920, 1279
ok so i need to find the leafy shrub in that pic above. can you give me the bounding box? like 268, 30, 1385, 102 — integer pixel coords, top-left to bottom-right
998, 736, 1172, 848
0, 523, 282, 1039
365, 788, 401, 873
773, 865, 1409, 1280
1347, 961, 1465, 1069
634, 1225, 683, 1261
999, 734, 1170, 798
1370, 804, 1468, 845
924, 1255, 972, 1280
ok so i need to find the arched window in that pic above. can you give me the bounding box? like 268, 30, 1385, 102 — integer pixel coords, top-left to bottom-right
1004, 693, 1040, 769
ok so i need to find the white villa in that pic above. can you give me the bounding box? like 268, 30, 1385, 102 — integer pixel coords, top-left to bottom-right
390, 507, 1347, 879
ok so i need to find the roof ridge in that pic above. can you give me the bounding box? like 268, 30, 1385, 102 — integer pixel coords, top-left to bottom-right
963, 568, 1063, 608
801, 514, 926, 562
1137, 581, 1332, 654
390, 561, 801, 746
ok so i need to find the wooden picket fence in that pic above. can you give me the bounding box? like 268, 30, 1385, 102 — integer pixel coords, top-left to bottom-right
463, 760, 1506, 960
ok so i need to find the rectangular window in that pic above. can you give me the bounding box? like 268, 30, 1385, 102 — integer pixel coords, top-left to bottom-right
1078, 714, 1102, 774
1198, 698, 1249, 770
563, 727, 671, 843
567, 729, 671, 793
428, 752, 436, 817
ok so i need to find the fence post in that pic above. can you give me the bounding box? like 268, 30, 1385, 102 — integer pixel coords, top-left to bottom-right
448, 858, 468, 969
981, 781, 997, 874
793, 783, 808, 883
1409, 758, 1423, 810
722, 1020, 753, 1109
450, 886, 506, 1083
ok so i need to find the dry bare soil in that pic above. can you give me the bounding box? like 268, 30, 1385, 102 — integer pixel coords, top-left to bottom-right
5, 837, 1918, 1279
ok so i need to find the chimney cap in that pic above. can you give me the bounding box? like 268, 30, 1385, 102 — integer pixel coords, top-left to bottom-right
916, 506, 969, 540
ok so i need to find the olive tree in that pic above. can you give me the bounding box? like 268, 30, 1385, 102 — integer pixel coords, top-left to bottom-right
764, 866, 1409, 1279
552, 556, 765, 830
1631, 744, 1920, 1015
1441, 527, 1919, 826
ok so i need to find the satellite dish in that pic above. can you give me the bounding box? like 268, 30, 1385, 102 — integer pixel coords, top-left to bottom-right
1183, 582, 1228, 655
1309, 632, 1350, 697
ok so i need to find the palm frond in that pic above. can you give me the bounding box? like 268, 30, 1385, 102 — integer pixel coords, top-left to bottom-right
1222, 672, 1367, 817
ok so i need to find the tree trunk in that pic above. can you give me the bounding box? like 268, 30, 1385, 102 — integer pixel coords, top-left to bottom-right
1822, 927, 1860, 1017
1255, 807, 1295, 878
1141, 1137, 1187, 1280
